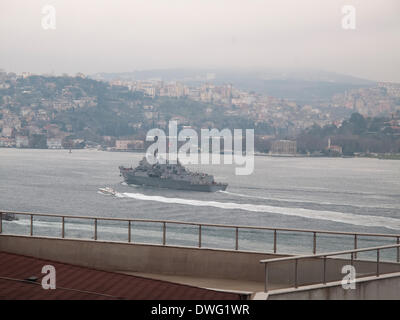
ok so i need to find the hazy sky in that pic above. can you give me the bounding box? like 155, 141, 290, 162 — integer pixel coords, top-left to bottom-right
0, 0, 399, 82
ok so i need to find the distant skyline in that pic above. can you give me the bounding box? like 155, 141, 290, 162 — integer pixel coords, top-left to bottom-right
0, 0, 399, 82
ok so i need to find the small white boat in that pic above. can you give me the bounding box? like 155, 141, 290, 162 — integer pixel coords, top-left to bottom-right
98, 187, 117, 196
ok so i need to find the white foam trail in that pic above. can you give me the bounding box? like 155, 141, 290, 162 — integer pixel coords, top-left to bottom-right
219, 190, 399, 209
114, 191, 400, 230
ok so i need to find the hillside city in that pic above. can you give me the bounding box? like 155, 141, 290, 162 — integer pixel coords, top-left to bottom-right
1, 69, 400, 156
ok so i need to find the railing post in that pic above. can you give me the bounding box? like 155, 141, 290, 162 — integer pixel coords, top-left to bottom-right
163, 222, 166, 245
376, 249, 380, 277
94, 218, 97, 240
198, 225, 202, 248
0, 212, 2, 234
351, 252, 354, 266
313, 232, 317, 254
294, 259, 298, 288
264, 263, 269, 292
128, 220, 131, 243
235, 227, 239, 250
323, 256, 327, 284
61, 217, 65, 238
354, 234, 357, 260
30, 214, 33, 236
397, 237, 399, 263
273, 230, 277, 253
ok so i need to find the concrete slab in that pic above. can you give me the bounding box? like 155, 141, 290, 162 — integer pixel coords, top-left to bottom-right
118, 271, 280, 293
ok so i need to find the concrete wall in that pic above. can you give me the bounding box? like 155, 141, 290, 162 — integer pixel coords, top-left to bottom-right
2, 234, 400, 291
0, 235, 283, 282
267, 273, 400, 300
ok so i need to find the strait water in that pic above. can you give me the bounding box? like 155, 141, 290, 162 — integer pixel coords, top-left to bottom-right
1, 149, 400, 258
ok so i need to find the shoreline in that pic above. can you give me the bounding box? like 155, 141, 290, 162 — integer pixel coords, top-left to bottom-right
1, 147, 400, 160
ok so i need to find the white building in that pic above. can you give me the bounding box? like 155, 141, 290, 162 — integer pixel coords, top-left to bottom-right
0, 137, 15, 147
47, 138, 63, 149
16, 136, 29, 148
115, 140, 144, 150
1, 127, 13, 137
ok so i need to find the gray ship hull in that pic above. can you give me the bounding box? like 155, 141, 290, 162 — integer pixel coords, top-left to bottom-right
121, 172, 227, 192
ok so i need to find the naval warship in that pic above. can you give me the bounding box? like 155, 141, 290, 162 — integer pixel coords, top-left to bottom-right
119, 157, 228, 192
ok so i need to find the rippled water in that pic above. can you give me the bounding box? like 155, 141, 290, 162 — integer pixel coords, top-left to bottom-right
1, 149, 400, 256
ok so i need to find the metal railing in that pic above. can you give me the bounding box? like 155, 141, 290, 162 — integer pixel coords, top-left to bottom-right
260, 243, 400, 292
1, 210, 400, 256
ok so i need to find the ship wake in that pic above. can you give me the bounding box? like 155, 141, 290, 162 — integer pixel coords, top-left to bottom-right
218, 190, 399, 209
101, 188, 400, 231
